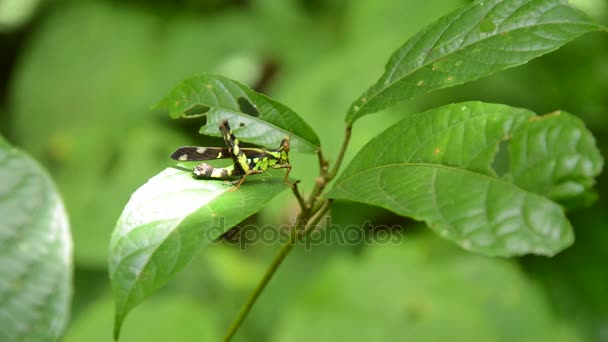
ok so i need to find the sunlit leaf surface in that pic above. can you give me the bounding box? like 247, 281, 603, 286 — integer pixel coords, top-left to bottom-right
109, 167, 290, 338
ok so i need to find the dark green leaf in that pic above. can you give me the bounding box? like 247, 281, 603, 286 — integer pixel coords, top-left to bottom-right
0, 137, 72, 341
346, 0, 602, 123
156, 74, 321, 153
327, 102, 603, 256
108, 167, 290, 339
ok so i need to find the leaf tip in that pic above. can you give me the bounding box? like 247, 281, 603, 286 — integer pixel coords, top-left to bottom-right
113, 313, 123, 341
151, 97, 176, 118
150, 100, 164, 111
112, 297, 130, 341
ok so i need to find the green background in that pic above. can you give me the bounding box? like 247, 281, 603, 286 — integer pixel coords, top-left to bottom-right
1, 0, 607, 340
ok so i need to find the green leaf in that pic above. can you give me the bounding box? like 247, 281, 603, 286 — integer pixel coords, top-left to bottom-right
508, 111, 603, 208
346, 0, 602, 124
156, 74, 321, 153
109, 167, 290, 339
327, 102, 602, 256
0, 136, 72, 341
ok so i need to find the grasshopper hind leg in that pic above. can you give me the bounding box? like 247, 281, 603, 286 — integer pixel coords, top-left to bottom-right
193, 163, 238, 179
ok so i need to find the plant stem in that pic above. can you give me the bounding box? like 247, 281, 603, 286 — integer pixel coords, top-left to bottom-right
223, 229, 299, 341
307, 124, 352, 210
291, 181, 307, 212
317, 149, 328, 177
223, 199, 333, 341
223, 124, 354, 341
328, 124, 352, 179
303, 199, 333, 236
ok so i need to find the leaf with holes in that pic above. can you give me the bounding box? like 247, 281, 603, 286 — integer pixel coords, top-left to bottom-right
156, 74, 320, 153
508, 111, 603, 209
328, 102, 602, 256
108, 167, 290, 339
346, 0, 602, 123
0, 136, 72, 341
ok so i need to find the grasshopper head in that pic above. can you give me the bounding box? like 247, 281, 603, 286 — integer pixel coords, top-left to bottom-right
278, 136, 290, 164
280, 137, 290, 153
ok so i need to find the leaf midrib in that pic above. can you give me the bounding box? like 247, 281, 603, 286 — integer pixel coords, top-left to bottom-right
333, 162, 557, 199
331, 162, 570, 253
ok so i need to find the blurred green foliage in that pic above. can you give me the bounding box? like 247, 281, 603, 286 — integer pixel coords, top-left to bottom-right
273, 233, 583, 342
1, 0, 607, 340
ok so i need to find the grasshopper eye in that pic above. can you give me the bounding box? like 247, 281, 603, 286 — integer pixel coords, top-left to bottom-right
282, 138, 290, 153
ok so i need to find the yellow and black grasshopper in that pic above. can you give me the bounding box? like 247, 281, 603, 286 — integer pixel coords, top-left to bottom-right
171, 120, 292, 191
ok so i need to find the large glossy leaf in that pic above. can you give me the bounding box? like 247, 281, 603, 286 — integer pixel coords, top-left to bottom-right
109, 167, 290, 339
328, 102, 602, 256
346, 0, 602, 123
156, 74, 321, 153
0, 137, 72, 341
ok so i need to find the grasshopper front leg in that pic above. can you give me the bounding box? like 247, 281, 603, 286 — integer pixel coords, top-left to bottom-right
271, 164, 292, 187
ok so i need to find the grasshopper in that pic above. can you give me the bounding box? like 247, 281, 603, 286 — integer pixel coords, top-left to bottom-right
171, 120, 292, 191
